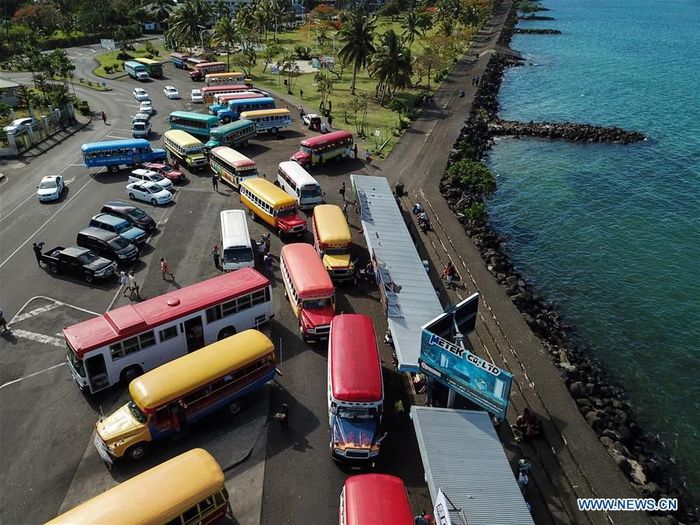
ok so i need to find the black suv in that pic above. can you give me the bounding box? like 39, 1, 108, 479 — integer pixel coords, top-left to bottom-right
41, 246, 117, 283
100, 200, 157, 233
76, 227, 139, 265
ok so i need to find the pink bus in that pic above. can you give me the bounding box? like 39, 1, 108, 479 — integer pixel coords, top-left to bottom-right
339, 475, 414, 525
291, 130, 354, 168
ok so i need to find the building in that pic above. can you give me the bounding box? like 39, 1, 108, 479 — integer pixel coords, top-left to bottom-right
0, 78, 20, 108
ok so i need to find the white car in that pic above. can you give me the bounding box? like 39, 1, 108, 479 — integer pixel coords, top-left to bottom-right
129, 169, 174, 191
131, 112, 151, 124
139, 100, 154, 115
3, 117, 35, 133
191, 89, 203, 103
132, 120, 151, 138
36, 175, 65, 202
163, 86, 180, 99
133, 88, 149, 102
126, 181, 173, 206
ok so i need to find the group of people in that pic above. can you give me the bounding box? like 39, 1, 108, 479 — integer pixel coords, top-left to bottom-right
119, 270, 140, 299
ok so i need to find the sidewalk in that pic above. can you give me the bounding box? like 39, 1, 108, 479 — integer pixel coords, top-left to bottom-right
21, 117, 92, 158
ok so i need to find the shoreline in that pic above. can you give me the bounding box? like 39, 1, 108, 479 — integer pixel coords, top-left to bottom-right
440, 3, 698, 521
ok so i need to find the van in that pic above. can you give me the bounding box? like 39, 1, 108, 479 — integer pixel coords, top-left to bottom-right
76, 227, 139, 265
220, 210, 254, 271
89, 213, 148, 248
129, 168, 174, 191
131, 120, 151, 138
101, 200, 157, 233
163, 130, 208, 171
239, 178, 307, 237
277, 161, 323, 210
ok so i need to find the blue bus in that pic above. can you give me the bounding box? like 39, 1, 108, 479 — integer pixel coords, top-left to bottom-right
216, 97, 276, 123
239, 108, 292, 135
170, 52, 189, 69
169, 111, 220, 138
81, 139, 166, 173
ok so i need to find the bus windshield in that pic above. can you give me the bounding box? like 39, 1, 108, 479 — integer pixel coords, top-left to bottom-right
304, 297, 332, 309
300, 186, 322, 199
337, 406, 379, 419
224, 247, 254, 264
66, 345, 86, 377
127, 401, 147, 423
323, 246, 349, 256
300, 146, 313, 154
276, 207, 296, 218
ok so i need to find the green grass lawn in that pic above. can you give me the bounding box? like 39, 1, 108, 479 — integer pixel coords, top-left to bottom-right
94, 40, 168, 78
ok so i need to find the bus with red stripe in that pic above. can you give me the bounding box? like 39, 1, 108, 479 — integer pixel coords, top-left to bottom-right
339, 475, 414, 525
201, 84, 251, 104
63, 269, 274, 393
290, 130, 354, 168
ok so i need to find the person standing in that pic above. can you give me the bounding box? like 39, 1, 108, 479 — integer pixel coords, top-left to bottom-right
263, 233, 271, 254
120, 271, 131, 296
160, 257, 174, 280
342, 201, 349, 220
211, 245, 221, 270
32, 242, 43, 266
101, 111, 107, 124
299, 88, 304, 100
277, 403, 289, 429
263, 253, 273, 275
353, 143, 358, 160
212, 174, 219, 192
0, 307, 8, 332
339, 181, 346, 202
327, 99, 332, 114
128, 271, 140, 299
327, 114, 333, 128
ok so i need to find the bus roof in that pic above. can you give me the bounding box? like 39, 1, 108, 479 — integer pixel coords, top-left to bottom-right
210, 146, 256, 167
206, 71, 245, 78
344, 475, 414, 525
164, 129, 204, 147
202, 84, 249, 93
313, 204, 351, 245
81, 139, 150, 152
45, 449, 224, 525
195, 61, 226, 68
216, 92, 264, 102
330, 315, 382, 402
240, 108, 291, 118
228, 97, 274, 107
135, 57, 161, 65
169, 111, 220, 124
63, 269, 269, 357
170, 52, 189, 58
240, 178, 297, 207
300, 130, 353, 148
280, 243, 334, 298
221, 209, 251, 249
130, 330, 274, 410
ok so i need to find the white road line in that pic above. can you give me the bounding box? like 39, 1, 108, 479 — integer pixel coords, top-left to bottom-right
113, 128, 133, 134
0, 363, 66, 390
11, 303, 61, 323
8, 296, 99, 323
10, 328, 64, 348
105, 135, 132, 140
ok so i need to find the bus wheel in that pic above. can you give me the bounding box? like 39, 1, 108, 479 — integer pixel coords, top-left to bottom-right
121, 365, 143, 384
109, 165, 119, 173
218, 326, 237, 340
151, 199, 157, 206
271, 127, 278, 135
243, 140, 249, 147
249, 209, 257, 221
127, 444, 147, 461
49, 263, 59, 274
229, 402, 241, 415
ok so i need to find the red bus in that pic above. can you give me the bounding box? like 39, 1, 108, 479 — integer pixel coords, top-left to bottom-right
339, 474, 414, 525
190, 61, 227, 81
328, 314, 385, 463
280, 243, 335, 341
63, 268, 274, 393
290, 130, 354, 168
201, 84, 253, 104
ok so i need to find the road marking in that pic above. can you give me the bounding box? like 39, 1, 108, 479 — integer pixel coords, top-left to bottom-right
113, 128, 133, 134
10, 328, 64, 347
0, 363, 66, 390
105, 135, 131, 140
11, 302, 61, 323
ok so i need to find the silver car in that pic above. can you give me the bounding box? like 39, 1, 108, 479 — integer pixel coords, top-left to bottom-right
126, 181, 173, 206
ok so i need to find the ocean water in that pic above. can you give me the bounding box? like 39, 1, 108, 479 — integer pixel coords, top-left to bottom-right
486, 0, 700, 495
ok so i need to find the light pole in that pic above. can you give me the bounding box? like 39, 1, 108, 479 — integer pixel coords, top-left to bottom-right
197, 24, 207, 54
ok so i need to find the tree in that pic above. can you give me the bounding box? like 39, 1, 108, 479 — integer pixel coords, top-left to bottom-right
12, 3, 61, 35
254, 0, 272, 41
149, 0, 176, 29
279, 52, 299, 94
262, 43, 283, 73
212, 0, 230, 22
337, 10, 376, 95
231, 49, 257, 77
212, 17, 237, 69
401, 10, 424, 51
446, 159, 496, 196
269, 0, 287, 42
15, 85, 32, 111
166, 0, 212, 50
414, 46, 444, 91
368, 30, 412, 105
314, 72, 334, 111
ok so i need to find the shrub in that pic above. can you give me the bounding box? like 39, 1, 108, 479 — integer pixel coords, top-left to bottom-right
389, 98, 406, 114
116, 51, 132, 61
103, 65, 113, 74
294, 45, 311, 60
446, 159, 497, 196
464, 202, 487, 224
144, 53, 154, 59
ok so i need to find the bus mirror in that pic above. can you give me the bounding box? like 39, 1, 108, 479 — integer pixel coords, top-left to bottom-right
275, 367, 284, 376
376, 432, 388, 446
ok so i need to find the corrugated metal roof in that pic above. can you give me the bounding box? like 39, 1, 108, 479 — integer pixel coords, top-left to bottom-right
351, 175, 443, 372
411, 407, 534, 525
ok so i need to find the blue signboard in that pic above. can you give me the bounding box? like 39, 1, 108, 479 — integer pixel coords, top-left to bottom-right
419, 294, 513, 419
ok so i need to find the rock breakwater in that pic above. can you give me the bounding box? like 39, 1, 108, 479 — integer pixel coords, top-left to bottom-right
515, 28, 561, 34
490, 118, 646, 143
518, 14, 555, 20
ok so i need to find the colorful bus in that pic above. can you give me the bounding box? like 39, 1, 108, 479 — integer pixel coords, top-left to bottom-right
240, 108, 292, 135
134, 57, 164, 78
170, 52, 190, 69
220, 210, 254, 271
81, 139, 166, 173
190, 61, 227, 81
291, 130, 354, 168
186, 57, 207, 69
210, 146, 258, 189
94, 330, 276, 463
339, 475, 414, 525
277, 160, 323, 210
239, 178, 307, 236
206, 71, 252, 87
163, 129, 208, 171
328, 314, 384, 462
46, 449, 232, 524
217, 97, 276, 123
209, 91, 265, 115
205, 119, 256, 149
168, 110, 220, 138
280, 243, 335, 341
201, 83, 251, 104
63, 268, 273, 393
312, 204, 355, 280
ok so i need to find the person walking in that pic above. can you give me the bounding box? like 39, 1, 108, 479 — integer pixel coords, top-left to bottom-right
263, 253, 273, 275
128, 271, 140, 299
263, 233, 271, 254
120, 271, 131, 296
299, 88, 304, 100
353, 143, 358, 160
0, 307, 8, 333
342, 201, 349, 220
211, 174, 219, 192
327, 99, 332, 114
160, 257, 174, 280
339, 181, 346, 202
276, 403, 289, 429
211, 245, 221, 270
32, 242, 43, 266
101, 111, 107, 124
442, 261, 456, 289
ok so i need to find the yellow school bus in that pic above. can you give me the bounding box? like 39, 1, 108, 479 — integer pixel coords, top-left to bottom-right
239, 178, 307, 236
163, 129, 208, 171
46, 449, 232, 525
312, 204, 355, 281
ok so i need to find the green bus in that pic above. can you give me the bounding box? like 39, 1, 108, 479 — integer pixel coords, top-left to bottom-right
168, 111, 220, 139
134, 57, 164, 79
205, 119, 256, 150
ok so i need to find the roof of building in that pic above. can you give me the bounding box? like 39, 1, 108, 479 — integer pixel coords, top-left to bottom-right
351, 175, 443, 372
0, 79, 20, 90
411, 407, 535, 525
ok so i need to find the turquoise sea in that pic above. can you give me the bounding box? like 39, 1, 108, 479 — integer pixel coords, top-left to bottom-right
487, 0, 700, 495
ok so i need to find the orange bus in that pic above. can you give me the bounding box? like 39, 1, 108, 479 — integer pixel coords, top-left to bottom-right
280, 243, 335, 342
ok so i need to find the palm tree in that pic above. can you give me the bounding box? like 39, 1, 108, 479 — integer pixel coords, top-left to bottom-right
368, 30, 412, 105
212, 0, 230, 22
166, 0, 212, 50
401, 10, 423, 51
337, 10, 377, 95
212, 17, 237, 69
150, 0, 176, 30
269, 0, 287, 42
254, 0, 273, 41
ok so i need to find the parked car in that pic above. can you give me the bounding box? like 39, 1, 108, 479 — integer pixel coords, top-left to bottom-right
142, 162, 186, 184
126, 181, 173, 206
132, 120, 151, 138
100, 200, 157, 233
191, 89, 203, 103
3, 117, 35, 133
88, 213, 148, 248
129, 168, 174, 191
40, 246, 117, 283
139, 100, 154, 115
132, 88, 149, 102
76, 227, 139, 265
163, 86, 180, 99
302, 113, 322, 131
132, 112, 151, 124
36, 175, 65, 202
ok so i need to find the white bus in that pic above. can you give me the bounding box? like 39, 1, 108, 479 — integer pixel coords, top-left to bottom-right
277, 161, 323, 210
220, 210, 254, 271
63, 269, 274, 393
210, 146, 259, 190
239, 108, 292, 135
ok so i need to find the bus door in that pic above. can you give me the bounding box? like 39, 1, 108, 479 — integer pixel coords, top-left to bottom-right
85, 354, 109, 393
184, 316, 205, 352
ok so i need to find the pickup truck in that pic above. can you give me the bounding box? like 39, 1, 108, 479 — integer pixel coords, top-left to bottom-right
41, 246, 117, 283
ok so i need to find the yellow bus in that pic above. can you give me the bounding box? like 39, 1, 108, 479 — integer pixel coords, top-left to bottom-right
94, 330, 276, 464
239, 108, 292, 135
46, 449, 232, 525
312, 204, 355, 281
134, 57, 164, 78
163, 129, 208, 171
206, 71, 253, 87
239, 178, 307, 237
